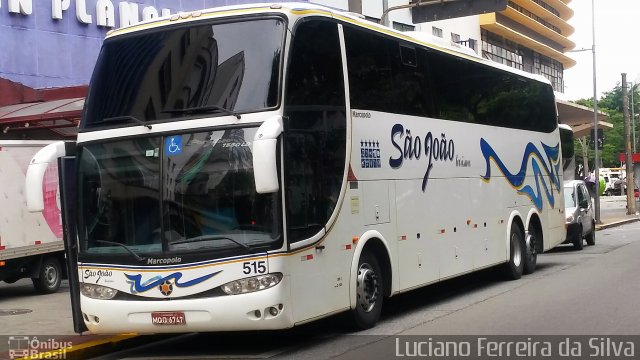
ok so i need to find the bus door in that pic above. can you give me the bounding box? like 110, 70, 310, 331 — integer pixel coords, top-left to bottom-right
57, 155, 87, 333
283, 18, 349, 321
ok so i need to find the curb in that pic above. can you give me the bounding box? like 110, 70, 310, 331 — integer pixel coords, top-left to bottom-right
595, 217, 640, 231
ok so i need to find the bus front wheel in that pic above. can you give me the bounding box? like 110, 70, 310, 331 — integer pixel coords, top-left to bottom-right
503, 224, 525, 280
351, 251, 383, 330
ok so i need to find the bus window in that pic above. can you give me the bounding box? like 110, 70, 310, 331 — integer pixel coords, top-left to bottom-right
82, 18, 285, 129
283, 19, 346, 243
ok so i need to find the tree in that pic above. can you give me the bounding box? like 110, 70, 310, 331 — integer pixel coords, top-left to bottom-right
572, 82, 637, 170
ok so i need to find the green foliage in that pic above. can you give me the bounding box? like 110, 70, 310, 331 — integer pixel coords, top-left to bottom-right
572, 83, 639, 169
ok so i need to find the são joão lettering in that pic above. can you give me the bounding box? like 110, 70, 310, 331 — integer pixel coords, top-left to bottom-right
389, 124, 455, 191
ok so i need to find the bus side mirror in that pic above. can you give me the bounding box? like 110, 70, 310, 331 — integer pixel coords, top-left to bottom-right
25, 141, 67, 212
253, 116, 283, 194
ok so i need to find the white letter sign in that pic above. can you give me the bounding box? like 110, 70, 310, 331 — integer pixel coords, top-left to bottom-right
96, 0, 115, 27
76, 0, 92, 24
51, 0, 70, 20
119, 2, 139, 28
142, 6, 158, 21
8, 0, 32, 15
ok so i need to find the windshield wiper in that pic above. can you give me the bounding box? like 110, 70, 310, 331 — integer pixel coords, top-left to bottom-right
162, 105, 241, 119
94, 240, 146, 261
170, 235, 251, 250
98, 116, 152, 129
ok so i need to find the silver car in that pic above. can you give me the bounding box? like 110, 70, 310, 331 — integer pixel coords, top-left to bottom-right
563, 180, 595, 250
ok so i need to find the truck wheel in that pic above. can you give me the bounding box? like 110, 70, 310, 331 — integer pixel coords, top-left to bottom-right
351, 251, 383, 330
32, 257, 62, 294
503, 224, 525, 280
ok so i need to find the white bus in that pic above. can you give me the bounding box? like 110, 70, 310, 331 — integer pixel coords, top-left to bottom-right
26, 3, 565, 334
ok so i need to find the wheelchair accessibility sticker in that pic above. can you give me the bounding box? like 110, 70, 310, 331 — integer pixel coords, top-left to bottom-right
166, 136, 183, 156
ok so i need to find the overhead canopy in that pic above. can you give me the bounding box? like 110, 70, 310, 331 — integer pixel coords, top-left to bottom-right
0, 98, 81, 139
556, 98, 612, 138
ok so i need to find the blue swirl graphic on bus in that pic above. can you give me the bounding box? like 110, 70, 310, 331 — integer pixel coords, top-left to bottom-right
480, 139, 561, 210
125, 271, 222, 294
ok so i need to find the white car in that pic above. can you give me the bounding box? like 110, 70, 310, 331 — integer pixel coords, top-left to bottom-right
563, 180, 595, 250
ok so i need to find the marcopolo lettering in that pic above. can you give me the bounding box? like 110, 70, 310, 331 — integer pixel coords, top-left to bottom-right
389, 123, 455, 191
147, 257, 182, 265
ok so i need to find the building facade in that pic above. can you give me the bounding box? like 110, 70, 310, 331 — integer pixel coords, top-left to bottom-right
0, 0, 264, 138
479, 0, 575, 92
419, 0, 576, 93
0, 0, 263, 91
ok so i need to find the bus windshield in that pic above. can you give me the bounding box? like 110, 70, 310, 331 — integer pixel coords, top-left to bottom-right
81, 18, 284, 129
77, 127, 282, 261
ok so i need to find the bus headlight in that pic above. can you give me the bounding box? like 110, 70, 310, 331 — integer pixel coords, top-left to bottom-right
80, 283, 118, 300
221, 273, 283, 295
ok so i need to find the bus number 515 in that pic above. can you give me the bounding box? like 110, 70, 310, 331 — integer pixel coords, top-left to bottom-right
243, 260, 267, 275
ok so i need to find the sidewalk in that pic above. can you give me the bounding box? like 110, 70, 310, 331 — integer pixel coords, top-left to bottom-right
595, 195, 640, 230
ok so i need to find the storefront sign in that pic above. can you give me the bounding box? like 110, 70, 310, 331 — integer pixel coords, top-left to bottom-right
2, 0, 172, 28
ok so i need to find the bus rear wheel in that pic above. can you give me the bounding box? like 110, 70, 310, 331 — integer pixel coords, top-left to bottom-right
523, 228, 538, 275
351, 251, 383, 330
503, 224, 525, 280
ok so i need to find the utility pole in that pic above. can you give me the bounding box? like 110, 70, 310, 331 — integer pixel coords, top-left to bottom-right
622, 74, 636, 214
591, 0, 601, 223
632, 84, 636, 153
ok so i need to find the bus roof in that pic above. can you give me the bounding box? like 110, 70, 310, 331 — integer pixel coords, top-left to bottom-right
105, 2, 553, 87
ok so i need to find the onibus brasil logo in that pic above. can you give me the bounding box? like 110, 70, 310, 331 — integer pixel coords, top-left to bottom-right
8, 336, 73, 359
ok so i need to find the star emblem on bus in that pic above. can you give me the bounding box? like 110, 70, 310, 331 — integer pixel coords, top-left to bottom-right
159, 280, 174, 296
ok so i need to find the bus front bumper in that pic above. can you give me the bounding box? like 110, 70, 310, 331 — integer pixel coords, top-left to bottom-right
80, 277, 293, 334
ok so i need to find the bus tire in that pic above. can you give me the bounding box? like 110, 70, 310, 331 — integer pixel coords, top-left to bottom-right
32, 257, 62, 294
523, 228, 537, 275
503, 224, 525, 280
351, 251, 383, 330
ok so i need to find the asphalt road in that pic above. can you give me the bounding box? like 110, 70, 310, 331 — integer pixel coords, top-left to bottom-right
86, 222, 640, 360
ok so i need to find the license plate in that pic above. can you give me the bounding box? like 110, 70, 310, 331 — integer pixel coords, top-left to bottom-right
151, 312, 186, 325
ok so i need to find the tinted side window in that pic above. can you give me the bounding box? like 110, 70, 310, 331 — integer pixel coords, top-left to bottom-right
344, 27, 394, 113
428, 50, 557, 132
284, 20, 346, 243
345, 27, 434, 117
344, 25, 557, 132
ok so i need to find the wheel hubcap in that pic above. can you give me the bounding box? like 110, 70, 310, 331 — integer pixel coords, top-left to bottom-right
44, 265, 57, 287
356, 263, 379, 313
526, 233, 536, 259
512, 234, 522, 268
